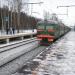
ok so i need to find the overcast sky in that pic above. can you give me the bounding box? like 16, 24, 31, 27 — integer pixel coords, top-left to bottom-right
1, 0, 75, 26
29, 0, 75, 26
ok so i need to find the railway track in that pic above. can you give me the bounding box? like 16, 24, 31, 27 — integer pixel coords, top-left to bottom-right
0, 37, 37, 53
0, 37, 38, 66
0, 35, 66, 75
0, 37, 47, 75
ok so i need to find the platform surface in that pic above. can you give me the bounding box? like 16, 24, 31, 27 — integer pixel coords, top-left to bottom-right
0, 30, 37, 40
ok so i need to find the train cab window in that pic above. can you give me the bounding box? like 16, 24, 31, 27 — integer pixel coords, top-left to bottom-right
46, 25, 54, 29
38, 25, 44, 29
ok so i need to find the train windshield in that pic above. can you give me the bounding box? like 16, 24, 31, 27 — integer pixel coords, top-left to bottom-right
38, 25, 44, 29
46, 25, 54, 29
37, 23, 45, 29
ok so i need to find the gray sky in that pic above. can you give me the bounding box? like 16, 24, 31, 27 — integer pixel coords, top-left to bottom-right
1, 0, 75, 26
30, 0, 75, 26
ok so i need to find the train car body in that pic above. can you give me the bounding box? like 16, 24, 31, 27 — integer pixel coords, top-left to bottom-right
37, 20, 70, 45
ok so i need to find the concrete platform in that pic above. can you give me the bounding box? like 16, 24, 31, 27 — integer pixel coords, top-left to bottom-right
0, 31, 37, 44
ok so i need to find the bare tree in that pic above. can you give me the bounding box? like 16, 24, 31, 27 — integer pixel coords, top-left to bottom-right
7, 0, 15, 30
0, 0, 4, 34
43, 11, 50, 20
12, 0, 23, 33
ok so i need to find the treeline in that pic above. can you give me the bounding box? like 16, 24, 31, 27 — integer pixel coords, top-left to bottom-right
0, 7, 40, 32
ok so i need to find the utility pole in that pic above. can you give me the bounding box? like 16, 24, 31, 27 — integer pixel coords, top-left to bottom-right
57, 5, 75, 16
23, 2, 43, 31
23, 2, 43, 15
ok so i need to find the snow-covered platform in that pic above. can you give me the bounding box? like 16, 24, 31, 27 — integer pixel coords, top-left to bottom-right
0, 30, 37, 44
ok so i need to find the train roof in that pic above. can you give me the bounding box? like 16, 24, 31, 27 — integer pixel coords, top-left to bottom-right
37, 20, 59, 24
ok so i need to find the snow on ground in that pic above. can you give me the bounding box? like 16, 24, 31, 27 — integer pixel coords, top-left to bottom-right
0, 29, 37, 35
30, 31, 75, 75
12, 31, 75, 75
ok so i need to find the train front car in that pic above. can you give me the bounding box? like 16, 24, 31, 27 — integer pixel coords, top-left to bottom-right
37, 20, 55, 45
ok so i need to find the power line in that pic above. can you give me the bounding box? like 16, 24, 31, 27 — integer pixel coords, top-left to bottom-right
57, 5, 75, 8
57, 5, 75, 16
23, 2, 43, 15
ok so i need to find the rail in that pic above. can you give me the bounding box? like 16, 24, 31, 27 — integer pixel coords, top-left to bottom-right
0, 38, 38, 67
